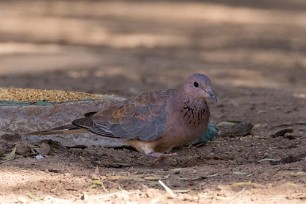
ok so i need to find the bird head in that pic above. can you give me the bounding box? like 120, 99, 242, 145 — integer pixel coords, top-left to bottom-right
183, 73, 217, 103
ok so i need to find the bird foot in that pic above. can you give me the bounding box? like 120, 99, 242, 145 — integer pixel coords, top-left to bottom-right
146, 152, 177, 158
147, 152, 177, 170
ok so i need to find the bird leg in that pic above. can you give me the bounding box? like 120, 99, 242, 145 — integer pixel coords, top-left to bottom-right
145, 151, 178, 170
146, 151, 177, 158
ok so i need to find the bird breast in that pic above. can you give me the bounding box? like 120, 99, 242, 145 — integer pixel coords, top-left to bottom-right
152, 99, 209, 152
180, 100, 209, 128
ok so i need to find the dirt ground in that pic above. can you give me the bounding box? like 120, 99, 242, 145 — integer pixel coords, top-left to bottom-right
0, 0, 306, 203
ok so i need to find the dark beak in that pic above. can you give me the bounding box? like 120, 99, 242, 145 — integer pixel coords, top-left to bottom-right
207, 90, 217, 103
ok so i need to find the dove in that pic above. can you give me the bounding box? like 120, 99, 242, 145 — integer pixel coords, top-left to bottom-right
33, 73, 217, 157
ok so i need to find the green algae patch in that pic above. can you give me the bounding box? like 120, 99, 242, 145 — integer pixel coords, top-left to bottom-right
0, 100, 53, 106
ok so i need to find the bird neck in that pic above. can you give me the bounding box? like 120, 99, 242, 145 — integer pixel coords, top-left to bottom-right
182, 99, 209, 126
171, 89, 209, 127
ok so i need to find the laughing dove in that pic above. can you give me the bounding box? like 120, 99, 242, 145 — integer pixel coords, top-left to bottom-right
33, 73, 217, 157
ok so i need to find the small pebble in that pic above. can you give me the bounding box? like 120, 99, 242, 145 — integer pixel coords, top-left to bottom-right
35, 154, 44, 160
15, 143, 31, 155
36, 142, 51, 155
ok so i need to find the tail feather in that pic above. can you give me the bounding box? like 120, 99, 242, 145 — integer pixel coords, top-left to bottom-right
31, 124, 86, 135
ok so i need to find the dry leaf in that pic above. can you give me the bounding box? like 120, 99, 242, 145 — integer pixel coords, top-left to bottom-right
91, 179, 103, 188
0, 146, 16, 164
144, 175, 167, 181
173, 189, 190, 193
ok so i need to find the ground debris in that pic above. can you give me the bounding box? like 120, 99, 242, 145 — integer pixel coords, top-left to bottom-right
0, 146, 16, 164
218, 121, 253, 137
271, 128, 294, 138
270, 152, 306, 165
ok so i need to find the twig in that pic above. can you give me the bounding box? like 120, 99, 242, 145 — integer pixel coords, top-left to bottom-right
44, 196, 71, 203
258, 158, 278, 162
231, 188, 246, 200
101, 180, 109, 193
90, 190, 130, 200
273, 122, 306, 128
230, 181, 258, 188
216, 188, 246, 201
287, 193, 306, 199
158, 180, 175, 198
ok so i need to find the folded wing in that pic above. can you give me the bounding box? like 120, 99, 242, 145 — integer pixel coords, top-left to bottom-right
73, 90, 172, 142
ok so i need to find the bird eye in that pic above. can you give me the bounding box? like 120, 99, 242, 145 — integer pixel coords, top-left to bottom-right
193, 82, 199, 87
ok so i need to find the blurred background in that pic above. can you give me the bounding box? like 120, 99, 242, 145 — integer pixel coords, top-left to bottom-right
0, 0, 305, 98
1, 2, 306, 201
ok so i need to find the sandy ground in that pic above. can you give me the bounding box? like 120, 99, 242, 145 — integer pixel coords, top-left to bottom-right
0, 0, 305, 203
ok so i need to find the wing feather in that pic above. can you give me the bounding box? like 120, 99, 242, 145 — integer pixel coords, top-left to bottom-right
73, 90, 173, 141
